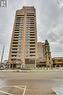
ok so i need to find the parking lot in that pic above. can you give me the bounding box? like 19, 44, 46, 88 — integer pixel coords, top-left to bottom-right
0, 85, 26, 95
0, 70, 62, 95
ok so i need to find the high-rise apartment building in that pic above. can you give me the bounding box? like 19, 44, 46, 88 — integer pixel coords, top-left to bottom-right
8, 6, 37, 68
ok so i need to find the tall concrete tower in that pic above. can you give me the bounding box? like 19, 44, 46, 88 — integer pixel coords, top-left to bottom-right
8, 6, 37, 69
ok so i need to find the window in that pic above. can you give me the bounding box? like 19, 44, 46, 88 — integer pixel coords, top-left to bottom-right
30, 34, 35, 36
30, 39, 35, 41
11, 59, 16, 61
11, 55, 17, 57
30, 55, 35, 56
30, 45, 35, 47
14, 34, 19, 36
13, 39, 18, 41
27, 45, 30, 48
14, 36, 18, 38
14, 29, 19, 31
26, 34, 30, 37
12, 48, 17, 50
18, 42, 21, 46
18, 45, 21, 47
13, 42, 18, 44
30, 51, 35, 53
30, 32, 35, 34
30, 42, 35, 44
30, 37, 35, 38
12, 51, 17, 53
30, 48, 35, 50
12, 45, 18, 47
14, 32, 19, 33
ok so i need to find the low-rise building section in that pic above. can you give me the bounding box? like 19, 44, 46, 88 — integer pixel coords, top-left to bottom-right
37, 42, 46, 67
44, 40, 52, 68
36, 40, 52, 67
52, 57, 63, 67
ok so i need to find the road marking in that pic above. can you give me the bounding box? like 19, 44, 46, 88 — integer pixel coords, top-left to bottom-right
0, 90, 14, 95
14, 85, 27, 95
23, 85, 26, 95
0, 85, 25, 88
14, 86, 25, 90
0, 85, 26, 95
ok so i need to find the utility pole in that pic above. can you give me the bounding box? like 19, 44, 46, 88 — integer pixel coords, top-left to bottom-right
0, 45, 5, 66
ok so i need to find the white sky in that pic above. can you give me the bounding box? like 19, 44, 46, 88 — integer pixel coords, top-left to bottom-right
0, 0, 63, 61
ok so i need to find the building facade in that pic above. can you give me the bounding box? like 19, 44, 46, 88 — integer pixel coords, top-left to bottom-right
45, 40, 52, 68
37, 42, 46, 67
52, 57, 63, 67
8, 6, 37, 68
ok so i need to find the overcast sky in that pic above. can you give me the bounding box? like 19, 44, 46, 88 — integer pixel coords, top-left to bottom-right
0, 0, 63, 61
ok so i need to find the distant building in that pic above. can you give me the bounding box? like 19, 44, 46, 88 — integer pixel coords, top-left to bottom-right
52, 57, 63, 67
37, 42, 46, 67
45, 40, 52, 67
8, 6, 37, 69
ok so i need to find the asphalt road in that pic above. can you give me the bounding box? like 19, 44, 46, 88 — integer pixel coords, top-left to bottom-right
0, 70, 63, 95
